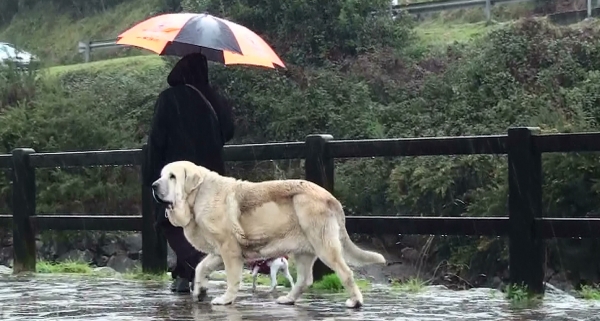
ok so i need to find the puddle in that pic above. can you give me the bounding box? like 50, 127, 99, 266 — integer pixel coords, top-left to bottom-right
1, 274, 600, 320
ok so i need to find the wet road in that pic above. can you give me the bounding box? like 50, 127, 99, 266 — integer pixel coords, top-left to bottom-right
2, 272, 600, 321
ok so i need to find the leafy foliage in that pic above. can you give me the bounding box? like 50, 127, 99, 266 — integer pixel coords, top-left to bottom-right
182, 0, 415, 65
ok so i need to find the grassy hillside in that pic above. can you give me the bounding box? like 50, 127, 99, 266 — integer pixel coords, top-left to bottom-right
0, 0, 159, 66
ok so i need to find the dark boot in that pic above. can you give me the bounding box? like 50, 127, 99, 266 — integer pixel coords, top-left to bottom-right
170, 277, 191, 293
157, 218, 206, 294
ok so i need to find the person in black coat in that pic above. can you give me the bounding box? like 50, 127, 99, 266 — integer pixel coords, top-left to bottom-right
143, 52, 235, 293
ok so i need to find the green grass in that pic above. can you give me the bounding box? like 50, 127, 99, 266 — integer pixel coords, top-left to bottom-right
36, 260, 169, 281
504, 283, 542, 307
579, 284, 600, 300
122, 266, 171, 281
390, 277, 428, 293
309, 273, 371, 292
46, 55, 163, 76
37, 260, 93, 274
415, 20, 499, 48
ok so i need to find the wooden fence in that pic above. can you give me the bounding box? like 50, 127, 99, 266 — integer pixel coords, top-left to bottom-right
1, 127, 600, 294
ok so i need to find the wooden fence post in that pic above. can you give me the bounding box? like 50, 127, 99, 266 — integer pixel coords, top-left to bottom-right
305, 134, 335, 281
11, 148, 36, 274
141, 144, 167, 274
507, 127, 544, 294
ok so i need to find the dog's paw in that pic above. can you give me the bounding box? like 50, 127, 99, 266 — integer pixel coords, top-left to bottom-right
276, 295, 295, 305
194, 287, 209, 302
211, 295, 234, 305
345, 298, 363, 309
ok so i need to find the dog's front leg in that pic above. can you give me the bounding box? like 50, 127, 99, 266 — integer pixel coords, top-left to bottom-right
211, 243, 243, 305
193, 254, 224, 302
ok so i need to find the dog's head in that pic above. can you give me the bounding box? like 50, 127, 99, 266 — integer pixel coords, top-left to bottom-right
151, 161, 208, 206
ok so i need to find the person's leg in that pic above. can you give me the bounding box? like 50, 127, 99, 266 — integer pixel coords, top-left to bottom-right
157, 218, 206, 293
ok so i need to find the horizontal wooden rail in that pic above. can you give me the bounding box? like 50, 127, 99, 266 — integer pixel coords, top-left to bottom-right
1, 214, 598, 239
223, 142, 305, 161
535, 132, 600, 153
6, 131, 600, 169
534, 217, 600, 238
29, 149, 142, 168
345, 216, 509, 235
0, 214, 141, 231
34, 215, 142, 231
328, 135, 508, 158
18, 142, 305, 168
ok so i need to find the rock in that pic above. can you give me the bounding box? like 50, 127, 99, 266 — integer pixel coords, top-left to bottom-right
101, 242, 121, 257
0, 265, 11, 274
401, 247, 421, 264
0, 246, 13, 267
107, 254, 137, 273
92, 266, 120, 277
58, 249, 94, 263
491, 276, 504, 290
96, 255, 109, 267
38, 238, 71, 261
75, 233, 100, 251
122, 233, 142, 254
1, 234, 12, 246
379, 234, 400, 248
127, 251, 141, 261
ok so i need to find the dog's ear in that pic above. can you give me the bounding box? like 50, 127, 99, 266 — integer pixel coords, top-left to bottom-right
183, 168, 203, 194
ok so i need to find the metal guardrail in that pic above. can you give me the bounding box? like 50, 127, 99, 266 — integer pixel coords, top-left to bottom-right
392, 0, 533, 15
77, 39, 124, 63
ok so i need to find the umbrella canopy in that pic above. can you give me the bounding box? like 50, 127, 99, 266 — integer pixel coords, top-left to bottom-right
117, 13, 285, 69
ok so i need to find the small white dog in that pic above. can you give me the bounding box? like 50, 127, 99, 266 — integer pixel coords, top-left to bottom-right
248, 256, 295, 292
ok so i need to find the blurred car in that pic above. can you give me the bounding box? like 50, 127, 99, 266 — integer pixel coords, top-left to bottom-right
0, 42, 38, 67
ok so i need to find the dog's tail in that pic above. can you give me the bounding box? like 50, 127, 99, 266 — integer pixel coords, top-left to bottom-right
331, 202, 386, 267
340, 229, 386, 267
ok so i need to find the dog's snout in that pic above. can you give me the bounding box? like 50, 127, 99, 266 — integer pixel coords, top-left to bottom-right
151, 180, 169, 205
151, 181, 159, 190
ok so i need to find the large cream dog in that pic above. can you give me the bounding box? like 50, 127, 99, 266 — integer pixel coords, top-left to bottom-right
151, 160, 386, 308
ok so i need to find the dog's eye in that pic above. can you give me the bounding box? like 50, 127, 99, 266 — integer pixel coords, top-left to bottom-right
169, 174, 175, 180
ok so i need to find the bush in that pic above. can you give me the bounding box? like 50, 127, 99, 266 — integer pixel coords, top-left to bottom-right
182, 0, 415, 65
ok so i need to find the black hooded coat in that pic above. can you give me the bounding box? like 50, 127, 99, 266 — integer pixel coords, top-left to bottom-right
143, 53, 235, 222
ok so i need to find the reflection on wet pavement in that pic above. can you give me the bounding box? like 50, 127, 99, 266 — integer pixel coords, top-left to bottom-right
2, 273, 600, 321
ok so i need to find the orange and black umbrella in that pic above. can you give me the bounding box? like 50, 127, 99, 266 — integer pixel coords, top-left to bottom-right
117, 13, 285, 69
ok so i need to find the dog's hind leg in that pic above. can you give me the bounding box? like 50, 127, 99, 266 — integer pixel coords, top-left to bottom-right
312, 228, 364, 308
281, 258, 295, 289
268, 260, 281, 292
193, 254, 224, 301
251, 265, 260, 292
226, 194, 250, 244
276, 253, 316, 305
